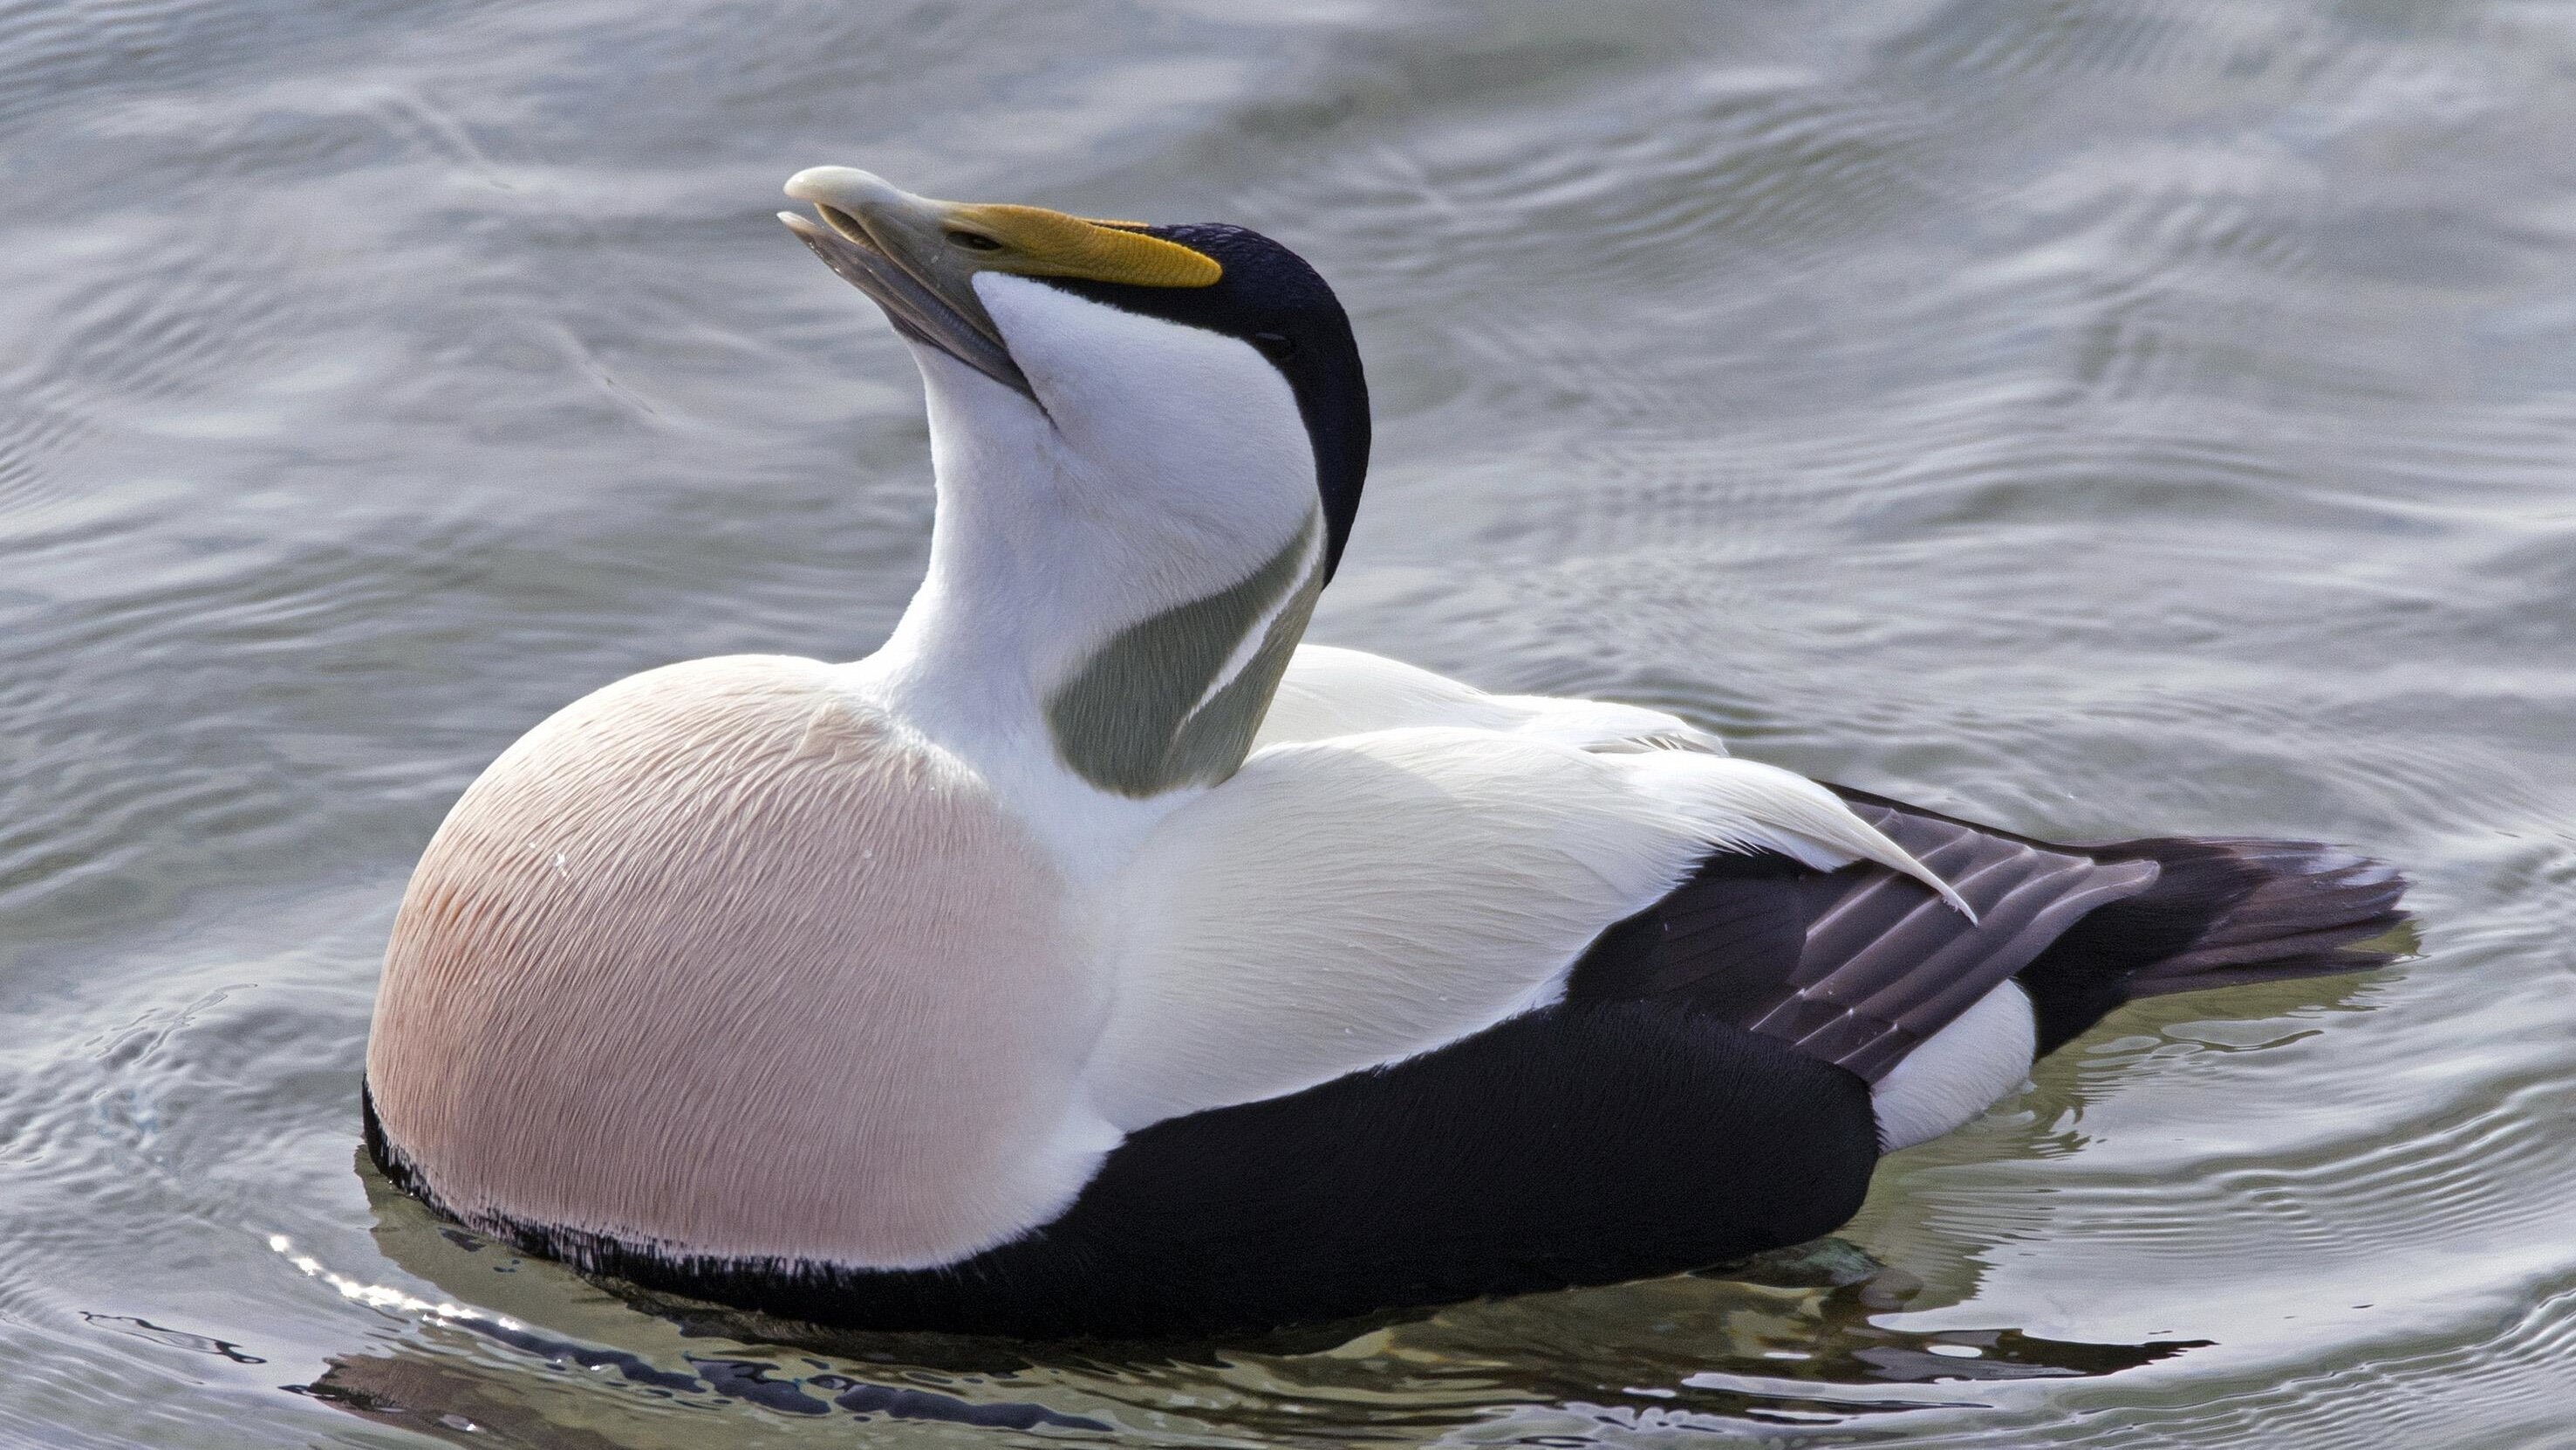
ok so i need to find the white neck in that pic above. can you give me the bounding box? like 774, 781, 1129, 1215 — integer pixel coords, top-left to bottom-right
852, 287, 1322, 870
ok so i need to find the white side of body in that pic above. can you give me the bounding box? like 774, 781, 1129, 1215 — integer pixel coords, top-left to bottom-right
1869, 981, 2039, 1150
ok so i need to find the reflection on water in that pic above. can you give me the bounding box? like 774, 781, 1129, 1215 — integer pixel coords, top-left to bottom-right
286, 1162, 2199, 1446
7, 0, 2576, 1446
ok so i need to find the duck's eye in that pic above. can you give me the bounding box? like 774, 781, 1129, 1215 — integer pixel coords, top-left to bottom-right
945, 230, 1003, 252
1251, 332, 1297, 360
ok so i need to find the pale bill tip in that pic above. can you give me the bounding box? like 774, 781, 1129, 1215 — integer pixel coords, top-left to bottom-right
783, 165, 899, 208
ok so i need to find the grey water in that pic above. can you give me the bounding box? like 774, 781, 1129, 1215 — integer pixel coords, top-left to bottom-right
3, 0, 2573, 1445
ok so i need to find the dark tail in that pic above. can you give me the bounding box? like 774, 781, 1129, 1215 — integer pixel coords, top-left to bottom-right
2013, 836, 2411, 1057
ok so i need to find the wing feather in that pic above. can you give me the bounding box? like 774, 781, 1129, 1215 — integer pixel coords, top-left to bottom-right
1081, 729, 1953, 1131
1571, 797, 2160, 1083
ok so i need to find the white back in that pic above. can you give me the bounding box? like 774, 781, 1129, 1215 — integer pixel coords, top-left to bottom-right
1261, 644, 1726, 754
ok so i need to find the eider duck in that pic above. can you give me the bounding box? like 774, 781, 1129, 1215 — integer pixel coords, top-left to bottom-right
363, 168, 2411, 1339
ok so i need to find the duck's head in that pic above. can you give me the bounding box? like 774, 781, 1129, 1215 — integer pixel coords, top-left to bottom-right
779, 168, 1369, 584
781, 168, 1370, 804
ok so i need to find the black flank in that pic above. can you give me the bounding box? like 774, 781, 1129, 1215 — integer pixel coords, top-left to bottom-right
368, 1000, 1876, 1340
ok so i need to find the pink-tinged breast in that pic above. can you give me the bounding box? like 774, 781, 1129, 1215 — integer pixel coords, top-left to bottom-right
366, 653, 1110, 1269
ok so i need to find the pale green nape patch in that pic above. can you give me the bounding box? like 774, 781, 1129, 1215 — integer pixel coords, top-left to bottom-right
1047, 513, 1322, 797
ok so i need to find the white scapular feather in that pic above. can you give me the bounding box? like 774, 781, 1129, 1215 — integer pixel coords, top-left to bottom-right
1871, 981, 2038, 1150
1258, 644, 1728, 755
1083, 727, 1966, 1129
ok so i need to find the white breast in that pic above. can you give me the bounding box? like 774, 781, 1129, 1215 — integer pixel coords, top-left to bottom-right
365, 654, 1118, 1269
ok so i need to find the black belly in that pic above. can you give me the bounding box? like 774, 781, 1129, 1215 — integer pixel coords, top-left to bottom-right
366, 1000, 1880, 1339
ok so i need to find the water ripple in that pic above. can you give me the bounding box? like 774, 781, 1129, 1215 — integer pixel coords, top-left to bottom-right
7, 0, 2576, 1446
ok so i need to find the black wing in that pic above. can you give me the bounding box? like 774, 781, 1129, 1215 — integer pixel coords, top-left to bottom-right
1568, 793, 2156, 1081
1570, 785, 2408, 1077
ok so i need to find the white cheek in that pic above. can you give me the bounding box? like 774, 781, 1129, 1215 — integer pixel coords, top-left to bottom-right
975, 274, 1313, 537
